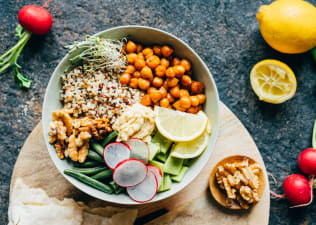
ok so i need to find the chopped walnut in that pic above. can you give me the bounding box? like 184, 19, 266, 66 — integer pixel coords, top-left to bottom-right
215, 158, 262, 209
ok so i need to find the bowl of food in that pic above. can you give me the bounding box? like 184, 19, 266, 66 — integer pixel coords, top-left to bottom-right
42, 25, 220, 205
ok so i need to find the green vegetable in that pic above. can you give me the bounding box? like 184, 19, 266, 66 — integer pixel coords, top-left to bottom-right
312, 48, 316, 63
171, 167, 188, 183
64, 170, 113, 194
0, 25, 32, 88
101, 131, 119, 147
152, 132, 172, 154
149, 160, 164, 174
91, 142, 104, 156
109, 181, 124, 194
163, 155, 183, 176
87, 150, 104, 163
73, 166, 106, 175
75, 160, 100, 168
148, 142, 160, 160
91, 169, 113, 180
158, 174, 172, 192
155, 152, 168, 163
183, 159, 191, 167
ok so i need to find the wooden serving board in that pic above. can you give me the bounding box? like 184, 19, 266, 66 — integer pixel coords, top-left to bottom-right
10, 102, 270, 225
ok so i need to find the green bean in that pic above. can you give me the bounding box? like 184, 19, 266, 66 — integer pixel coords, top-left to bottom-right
75, 160, 100, 168
101, 131, 119, 147
91, 169, 113, 180
64, 170, 113, 194
109, 181, 124, 194
73, 166, 106, 175
91, 142, 104, 156
88, 150, 104, 163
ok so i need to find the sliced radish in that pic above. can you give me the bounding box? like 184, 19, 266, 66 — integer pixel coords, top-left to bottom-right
127, 170, 158, 203
147, 165, 162, 188
113, 159, 148, 187
124, 138, 149, 164
103, 142, 131, 169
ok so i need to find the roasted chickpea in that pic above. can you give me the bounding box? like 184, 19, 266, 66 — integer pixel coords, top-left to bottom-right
173, 100, 186, 112
135, 58, 146, 70
142, 48, 154, 57
137, 52, 145, 59
161, 45, 174, 57
179, 96, 191, 109
153, 45, 161, 56
166, 77, 179, 87
146, 55, 160, 69
181, 75, 192, 86
130, 78, 138, 88
141, 94, 152, 106
179, 89, 190, 98
167, 93, 175, 103
158, 86, 167, 98
120, 73, 131, 85
160, 58, 170, 68
152, 77, 163, 88
125, 65, 136, 74
133, 71, 141, 78
126, 41, 137, 53
197, 94, 206, 104
155, 65, 166, 77
180, 59, 191, 71
163, 80, 169, 90
127, 53, 137, 64
147, 87, 157, 95
165, 67, 176, 78
174, 65, 185, 78
172, 57, 181, 66
138, 78, 150, 90
150, 90, 162, 103
190, 81, 204, 94
170, 86, 180, 98
190, 96, 200, 107
136, 44, 143, 53
160, 98, 170, 108
140, 66, 153, 80
187, 106, 200, 114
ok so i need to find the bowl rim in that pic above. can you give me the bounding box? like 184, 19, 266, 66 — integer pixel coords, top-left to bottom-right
42, 25, 220, 205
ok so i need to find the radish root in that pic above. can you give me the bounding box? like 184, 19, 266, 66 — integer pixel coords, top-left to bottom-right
289, 175, 314, 208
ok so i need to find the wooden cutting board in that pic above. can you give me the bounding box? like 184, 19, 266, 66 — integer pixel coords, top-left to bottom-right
10, 102, 270, 225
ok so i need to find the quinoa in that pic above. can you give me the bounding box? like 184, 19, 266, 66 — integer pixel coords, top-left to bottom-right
60, 66, 144, 125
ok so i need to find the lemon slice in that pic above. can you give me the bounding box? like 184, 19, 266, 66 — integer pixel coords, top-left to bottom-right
154, 106, 208, 142
250, 59, 297, 104
171, 130, 210, 159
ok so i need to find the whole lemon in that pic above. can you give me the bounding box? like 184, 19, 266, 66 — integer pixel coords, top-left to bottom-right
256, 0, 316, 54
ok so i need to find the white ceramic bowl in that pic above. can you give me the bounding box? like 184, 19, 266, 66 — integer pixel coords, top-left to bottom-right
42, 25, 220, 205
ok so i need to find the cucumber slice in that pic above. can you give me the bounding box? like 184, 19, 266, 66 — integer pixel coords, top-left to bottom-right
163, 155, 183, 176
183, 159, 191, 166
152, 132, 172, 154
163, 174, 172, 191
171, 166, 188, 183
149, 160, 164, 174
148, 142, 160, 160
155, 152, 168, 163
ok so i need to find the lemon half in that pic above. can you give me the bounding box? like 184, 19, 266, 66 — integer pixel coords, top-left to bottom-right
250, 59, 297, 104
154, 106, 208, 142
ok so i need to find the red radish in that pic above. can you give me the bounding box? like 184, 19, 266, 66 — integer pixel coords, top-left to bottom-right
147, 165, 163, 188
298, 148, 316, 176
124, 138, 149, 164
103, 142, 131, 169
283, 174, 312, 206
18, 4, 53, 35
127, 170, 158, 203
113, 159, 148, 187
0, 0, 53, 88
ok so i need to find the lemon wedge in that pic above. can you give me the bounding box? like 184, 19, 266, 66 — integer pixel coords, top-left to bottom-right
154, 106, 208, 142
250, 59, 297, 104
171, 130, 210, 159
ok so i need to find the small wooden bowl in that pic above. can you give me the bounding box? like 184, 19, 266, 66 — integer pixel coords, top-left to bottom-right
209, 155, 266, 210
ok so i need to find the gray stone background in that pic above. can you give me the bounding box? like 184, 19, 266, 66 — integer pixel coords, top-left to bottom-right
0, 0, 315, 224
